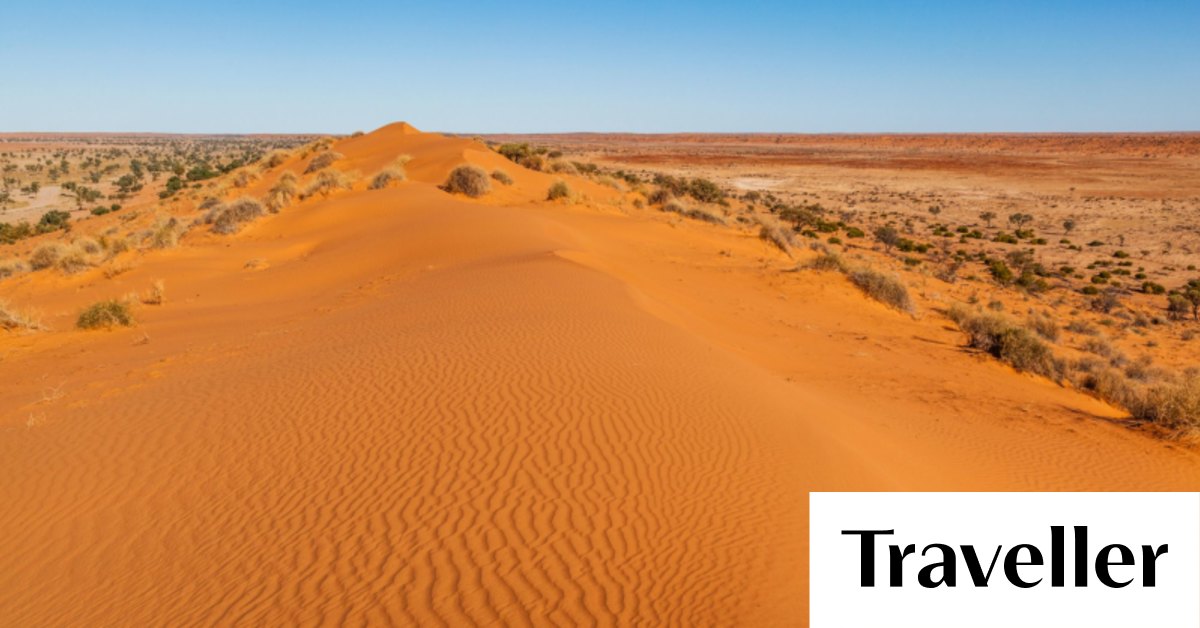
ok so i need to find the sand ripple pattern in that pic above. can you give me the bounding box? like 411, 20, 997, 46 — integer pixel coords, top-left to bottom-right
0, 255, 803, 626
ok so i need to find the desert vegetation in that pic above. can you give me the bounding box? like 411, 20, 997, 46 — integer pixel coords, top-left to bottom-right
204, 197, 265, 234
301, 169, 352, 200
443, 165, 491, 198
76, 299, 133, 330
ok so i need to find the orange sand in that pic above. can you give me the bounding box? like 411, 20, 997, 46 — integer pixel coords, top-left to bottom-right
2, 123, 1199, 625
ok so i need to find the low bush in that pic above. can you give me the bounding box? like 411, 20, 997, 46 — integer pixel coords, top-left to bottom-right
206, 197, 265, 234
0, 259, 29, 279
29, 243, 66, 271
444, 165, 491, 198
77, 300, 133, 330
757, 214, 795, 253
304, 151, 343, 174
265, 174, 298, 212
846, 266, 915, 314
491, 169, 513, 185
546, 180, 574, 201
662, 199, 726, 225
805, 249, 846, 272
301, 169, 352, 199
369, 167, 406, 190
0, 300, 41, 331
948, 306, 1064, 380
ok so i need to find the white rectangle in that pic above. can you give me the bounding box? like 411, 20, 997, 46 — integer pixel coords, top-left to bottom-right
810, 492, 1200, 628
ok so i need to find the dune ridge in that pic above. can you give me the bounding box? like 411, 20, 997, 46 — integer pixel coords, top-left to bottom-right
2, 123, 1199, 626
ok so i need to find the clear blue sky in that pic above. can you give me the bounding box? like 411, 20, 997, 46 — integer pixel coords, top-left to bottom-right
1, 1, 1196, 133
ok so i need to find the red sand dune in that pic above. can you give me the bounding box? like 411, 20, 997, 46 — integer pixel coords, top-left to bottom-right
2, 123, 1198, 625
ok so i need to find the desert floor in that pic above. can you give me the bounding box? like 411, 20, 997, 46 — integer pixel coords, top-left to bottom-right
2, 125, 1199, 625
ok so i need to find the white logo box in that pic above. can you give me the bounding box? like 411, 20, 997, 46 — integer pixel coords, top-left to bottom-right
810, 492, 1200, 628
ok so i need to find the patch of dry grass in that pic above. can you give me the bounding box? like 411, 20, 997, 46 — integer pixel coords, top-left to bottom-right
205, 197, 265, 234
304, 151, 343, 174
301, 169, 352, 199
0, 300, 42, 332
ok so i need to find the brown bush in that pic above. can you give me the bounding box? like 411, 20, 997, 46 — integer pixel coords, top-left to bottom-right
206, 197, 265, 234
846, 266, 916, 314
304, 151, 343, 174
661, 199, 726, 225
301, 169, 352, 199
444, 165, 491, 198
369, 167, 407, 190
546, 180, 573, 201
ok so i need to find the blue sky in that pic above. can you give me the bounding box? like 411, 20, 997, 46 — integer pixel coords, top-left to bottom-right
1, 1, 1196, 133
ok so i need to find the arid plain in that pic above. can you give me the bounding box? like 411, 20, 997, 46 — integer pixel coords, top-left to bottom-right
2, 125, 1199, 625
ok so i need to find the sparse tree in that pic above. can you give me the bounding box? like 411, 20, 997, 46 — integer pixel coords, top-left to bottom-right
1008, 212, 1034, 230
1062, 218, 1077, 235
874, 225, 900, 253
980, 211, 996, 228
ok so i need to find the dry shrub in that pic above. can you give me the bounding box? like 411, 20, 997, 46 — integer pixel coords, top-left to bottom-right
142, 279, 166, 305
206, 197, 265, 234
74, 237, 101, 255
757, 214, 795, 253
301, 168, 352, 199
949, 306, 1064, 380
0, 300, 42, 331
546, 180, 573, 201
519, 155, 544, 171
0, 259, 29, 279
100, 235, 131, 256
1026, 311, 1059, 341
369, 167, 406, 190
30, 244, 66, 271
231, 170, 258, 188
805, 249, 846, 272
104, 257, 138, 279
647, 187, 674, 205
1082, 336, 1125, 365
56, 246, 92, 274
1132, 376, 1200, 432
304, 151, 343, 174
263, 150, 289, 169
491, 169, 513, 185
444, 165, 491, 198
596, 175, 625, 191
77, 300, 133, 330
662, 199, 726, 225
549, 160, 578, 175
148, 217, 183, 249
847, 266, 916, 314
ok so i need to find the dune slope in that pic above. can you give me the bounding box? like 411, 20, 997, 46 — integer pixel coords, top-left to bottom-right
2, 124, 1198, 626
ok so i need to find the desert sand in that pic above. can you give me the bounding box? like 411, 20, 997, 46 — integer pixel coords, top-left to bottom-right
2, 123, 1200, 625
